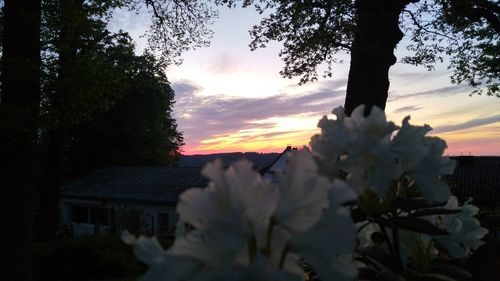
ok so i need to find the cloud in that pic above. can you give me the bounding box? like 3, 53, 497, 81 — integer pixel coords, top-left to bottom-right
433, 115, 500, 134
391, 70, 448, 80
172, 79, 344, 148
283, 78, 348, 92
393, 105, 422, 113
388, 84, 470, 102
203, 53, 239, 74
171, 80, 202, 95
244, 130, 306, 141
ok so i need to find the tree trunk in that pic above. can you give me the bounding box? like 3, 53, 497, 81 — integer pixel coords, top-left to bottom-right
0, 0, 41, 280
36, 0, 80, 242
344, 0, 408, 115
36, 128, 68, 241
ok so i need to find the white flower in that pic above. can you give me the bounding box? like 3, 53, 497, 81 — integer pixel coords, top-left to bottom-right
312, 105, 400, 196
234, 253, 302, 281
310, 107, 351, 164
341, 106, 400, 196
169, 226, 246, 272
339, 139, 399, 196
427, 196, 488, 258
173, 159, 279, 277
272, 149, 332, 236
390, 116, 455, 203
406, 137, 455, 203
345, 105, 398, 140
178, 159, 277, 234
265, 149, 342, 277
124, 103, 490, 281
122, 231, 204, 281
311, 105, 457, 202
290, 180, 358, 281
358, 197, 488, 264
391, 116, 432, 171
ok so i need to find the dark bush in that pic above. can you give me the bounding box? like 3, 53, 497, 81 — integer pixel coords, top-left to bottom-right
33, 233, 144, 281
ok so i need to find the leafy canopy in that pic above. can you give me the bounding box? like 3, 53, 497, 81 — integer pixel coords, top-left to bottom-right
66, 33, 184, 176
218, 0, 499, 96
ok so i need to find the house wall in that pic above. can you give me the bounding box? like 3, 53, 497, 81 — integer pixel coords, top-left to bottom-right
478, 205, 500, 239
262, 152, 290, 183
60, 198, 178, 238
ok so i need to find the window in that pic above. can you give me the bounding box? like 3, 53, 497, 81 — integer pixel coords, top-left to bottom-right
71, 206, 111, 226
72, 206, 88, 224
90, 208, 111, 226
183, 222, 195, 233
158, 213, 169, 226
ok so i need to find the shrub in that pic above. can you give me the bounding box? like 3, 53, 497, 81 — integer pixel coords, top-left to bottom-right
33, 234, 143, 281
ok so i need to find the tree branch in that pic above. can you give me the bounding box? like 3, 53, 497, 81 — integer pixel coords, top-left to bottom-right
404, 9, 458, 42
145, 0, 164, 24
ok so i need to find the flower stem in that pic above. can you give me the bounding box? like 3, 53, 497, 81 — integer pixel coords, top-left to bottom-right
392, 227, 404, 271
248, 236, 257, 262
264, 218, 277, 256
376, 219, 396, 257
278, 245, 289, 269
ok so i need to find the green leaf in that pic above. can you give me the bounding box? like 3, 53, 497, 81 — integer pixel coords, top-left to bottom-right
374, 270, 404, 281
428, 265, 472, 281
392, 198, 445, 212
351, 207, 368, 223
358, 268, 378, 280
413, 273, 457, 281
358, 189, 384, 216
410, 208, 462, 217
371, 232, 385, 245
360, 246, 402, 273
382, 217, 449, 236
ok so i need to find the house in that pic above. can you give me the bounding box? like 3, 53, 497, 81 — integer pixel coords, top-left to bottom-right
260, 146, 296, 182
444, 156, 500, 237
60, 166, 207, 237
179, 151, 281, 170
59, 147, 293, 237
446, 156, 500, 204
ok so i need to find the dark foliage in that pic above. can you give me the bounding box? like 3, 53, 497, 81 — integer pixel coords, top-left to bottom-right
33, 234, 143, 281
0, 0, 41, 280
65, 35, 184, 177
34, 0, 184, 241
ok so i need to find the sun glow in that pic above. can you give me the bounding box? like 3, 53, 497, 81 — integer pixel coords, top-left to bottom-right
183, 115, 321, 154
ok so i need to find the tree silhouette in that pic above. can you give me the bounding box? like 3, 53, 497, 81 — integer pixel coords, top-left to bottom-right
66, 35, 184, 177
218, 0, 499, 114
36, 0, 128, 242
36, 0, 189, 241
0, 0, 213, 278
0, 1, 41, 280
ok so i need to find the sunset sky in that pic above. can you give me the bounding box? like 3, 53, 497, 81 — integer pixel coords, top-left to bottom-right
109, 6, 500, 156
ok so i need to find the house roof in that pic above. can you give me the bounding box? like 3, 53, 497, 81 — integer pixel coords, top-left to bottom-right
180, 152, 281, 170
61, 166, 208, 204
259, 146, 295, 176
63, 153, 500, 206
445, 156, 500, 204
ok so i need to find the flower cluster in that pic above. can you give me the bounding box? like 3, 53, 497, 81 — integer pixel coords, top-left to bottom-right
311, 105, 456, 203
125, 105, 488, 281
125, 150, 357, 281
426, 196, 489, 258
358, 195, 489, 262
